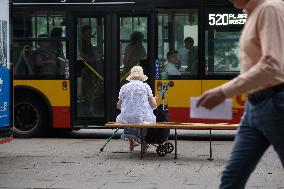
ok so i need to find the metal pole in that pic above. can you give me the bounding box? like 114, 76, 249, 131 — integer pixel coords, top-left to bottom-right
208, 129, 213, 161
140, 128, 144, 158
174, 128, 177, 159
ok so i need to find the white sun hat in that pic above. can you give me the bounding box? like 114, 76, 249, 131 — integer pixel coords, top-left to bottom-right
126, 66, 148, 81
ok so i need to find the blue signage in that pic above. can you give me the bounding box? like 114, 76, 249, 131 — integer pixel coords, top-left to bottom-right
155, 59, 160, 79
0, 2, 10, 129
0, 66, 10, 127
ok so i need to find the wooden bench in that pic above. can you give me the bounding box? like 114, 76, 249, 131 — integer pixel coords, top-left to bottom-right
103, 122, 238, 160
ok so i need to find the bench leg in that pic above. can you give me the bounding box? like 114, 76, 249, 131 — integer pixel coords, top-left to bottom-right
174, 128, 178, 159
208, 129, 213, 161
140, 128, 144, 158
100, 128, 120, 152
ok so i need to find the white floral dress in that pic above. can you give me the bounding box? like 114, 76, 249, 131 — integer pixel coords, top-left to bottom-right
116, 80, 156, 142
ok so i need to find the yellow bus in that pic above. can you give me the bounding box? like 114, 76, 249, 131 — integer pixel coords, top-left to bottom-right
12, 0, 246, 138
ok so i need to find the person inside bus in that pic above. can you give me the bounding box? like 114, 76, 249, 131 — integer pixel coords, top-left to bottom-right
50, 28, 65, 59
33, 34, 57, 76
80, 25, 104, 116
164, 50, 181, 76
123, 31, 147, 74
15, 34, 58, 76
14, 45, 34, 75
80, 25, 103, 75
49, 27, 66, 75
178, 37, 197, 74
116, 66, 157, 152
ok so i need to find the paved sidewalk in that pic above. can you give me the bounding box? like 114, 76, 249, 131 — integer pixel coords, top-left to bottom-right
0, 138, 283, 189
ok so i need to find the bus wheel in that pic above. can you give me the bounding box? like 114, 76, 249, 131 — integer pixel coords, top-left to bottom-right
14, 96, 49, 138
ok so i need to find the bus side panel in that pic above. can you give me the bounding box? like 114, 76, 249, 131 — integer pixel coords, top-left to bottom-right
155, 80, 202, 122
14, 80, 71, 129
52, 106, 70, 129
155, 80, 245, 123
201, 80, 245, 123
168, 107, 244, 123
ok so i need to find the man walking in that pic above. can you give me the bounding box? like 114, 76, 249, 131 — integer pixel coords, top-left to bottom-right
197, 0, 284, 188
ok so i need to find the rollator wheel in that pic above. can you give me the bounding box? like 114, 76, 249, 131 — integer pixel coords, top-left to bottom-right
156, 145, 167, 156
164, 142, 174, 153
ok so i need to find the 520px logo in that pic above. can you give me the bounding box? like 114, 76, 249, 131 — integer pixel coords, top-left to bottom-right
209, 13, 247, 26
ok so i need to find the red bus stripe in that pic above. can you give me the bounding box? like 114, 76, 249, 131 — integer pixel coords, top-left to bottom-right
52, 106, 70, 128
168, 107, 244, 124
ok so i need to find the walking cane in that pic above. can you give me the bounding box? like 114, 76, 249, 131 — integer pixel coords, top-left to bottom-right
99, 128, 120, 152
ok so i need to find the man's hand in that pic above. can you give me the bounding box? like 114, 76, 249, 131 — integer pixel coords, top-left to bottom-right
196, 87, 226, 110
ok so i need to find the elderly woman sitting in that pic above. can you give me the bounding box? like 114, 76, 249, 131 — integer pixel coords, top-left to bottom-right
116, 66, 157, 152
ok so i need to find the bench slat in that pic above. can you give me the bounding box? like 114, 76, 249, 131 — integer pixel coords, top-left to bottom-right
105, 122, 238, 130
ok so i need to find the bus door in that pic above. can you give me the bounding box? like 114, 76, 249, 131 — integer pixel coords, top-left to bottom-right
118, 15, 151, 91
73, 16, 106, 125
155, 8, 201, 122
73, 13, 152, 126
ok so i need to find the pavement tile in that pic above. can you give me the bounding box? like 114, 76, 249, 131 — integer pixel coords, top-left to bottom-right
0, 137, 283, 189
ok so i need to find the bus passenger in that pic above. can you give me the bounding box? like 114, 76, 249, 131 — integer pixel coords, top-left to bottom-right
33, 34, 57, 75
164, 50, 181, 76
178, 37, 197, 74
80, 25, 104, 116
14, 45, 34, 75
116, 66, 157, 152
80, 25, 103, 75
50, 27, 66, 75
123, 31, 146, 74
50, 28, 65, 59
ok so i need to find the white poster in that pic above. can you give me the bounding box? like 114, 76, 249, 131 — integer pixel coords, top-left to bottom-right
0, 0, 9, 69
190, 97, 232, 120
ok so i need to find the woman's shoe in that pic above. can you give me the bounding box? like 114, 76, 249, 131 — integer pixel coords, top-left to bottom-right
129, 139, 139, 151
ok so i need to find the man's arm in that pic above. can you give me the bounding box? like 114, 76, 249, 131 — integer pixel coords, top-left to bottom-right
221, 6, 284, 98
197, 5, 284, 109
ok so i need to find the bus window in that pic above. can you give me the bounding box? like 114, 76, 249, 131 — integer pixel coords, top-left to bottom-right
76, 17, 105, 118
205, 30, 241, 75
119, 16, 148, 85
13, 40, 67, 77
13, 12, 66, 38
13, 11, 68, 78
158, 9, 198, 77
205, 9, 246, 75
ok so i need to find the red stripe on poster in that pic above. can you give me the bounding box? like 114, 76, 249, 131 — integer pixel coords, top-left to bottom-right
168, 107, 244, 124
0, 137, 13, 144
